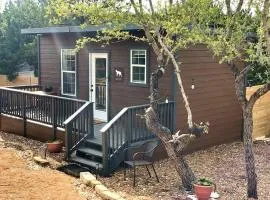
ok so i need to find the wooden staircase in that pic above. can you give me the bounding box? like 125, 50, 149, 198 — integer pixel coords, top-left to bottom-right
65, 102, 175, 176
69, 138, 104, 173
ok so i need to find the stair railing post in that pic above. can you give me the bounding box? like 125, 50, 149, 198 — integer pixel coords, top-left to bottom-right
102, 131, 109, 175
89, 103, 94, 138
127, 109, 132, 144
65, 122, 73, 160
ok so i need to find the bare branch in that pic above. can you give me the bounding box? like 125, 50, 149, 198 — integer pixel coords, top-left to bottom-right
148, 0, 155, 14
130, 0, 140, 15
236, 0, 244, 13
225, 0, 232, 15
156, 33, 193, 128
262, 0, 270, 55
248, 82, 270, 109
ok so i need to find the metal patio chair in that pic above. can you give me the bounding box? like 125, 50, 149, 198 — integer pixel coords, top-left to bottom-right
123, 140, 160, 187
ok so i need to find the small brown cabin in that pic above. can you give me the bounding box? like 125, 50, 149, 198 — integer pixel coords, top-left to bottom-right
21, 25, 242, 153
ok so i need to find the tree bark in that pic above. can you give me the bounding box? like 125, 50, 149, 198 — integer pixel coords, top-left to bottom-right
233, 71, 258, 199
243, 105, 258, 199
145, 68, 196, 190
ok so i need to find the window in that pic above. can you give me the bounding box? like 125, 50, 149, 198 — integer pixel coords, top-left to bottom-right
130, 49, 147, 84
61, 49, 76, 96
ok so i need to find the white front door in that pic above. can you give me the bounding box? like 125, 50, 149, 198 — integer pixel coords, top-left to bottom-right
89, 53, 108, 122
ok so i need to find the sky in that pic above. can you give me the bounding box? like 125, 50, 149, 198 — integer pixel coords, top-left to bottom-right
0, 0, 6, 12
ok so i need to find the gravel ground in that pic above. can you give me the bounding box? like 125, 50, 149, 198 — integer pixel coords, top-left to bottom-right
99, 140, 270, 200
0, 131, 101, 200
1, 131, 269, 200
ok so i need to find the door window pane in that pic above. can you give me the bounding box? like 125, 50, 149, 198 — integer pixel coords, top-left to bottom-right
95, 58, 106, 111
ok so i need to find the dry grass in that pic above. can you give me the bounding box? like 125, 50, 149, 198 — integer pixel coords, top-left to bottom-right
100, 141, 270, 200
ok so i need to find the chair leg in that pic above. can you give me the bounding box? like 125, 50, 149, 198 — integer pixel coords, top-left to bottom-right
151, 164, 159, 182
133, 166, 136, 187
145, 165, 151, 177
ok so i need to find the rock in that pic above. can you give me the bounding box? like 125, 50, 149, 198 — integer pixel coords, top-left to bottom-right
99, 190, 124, 200
33, 156, 49, 165
89, 179, 102, 188
80, 172, 96, 185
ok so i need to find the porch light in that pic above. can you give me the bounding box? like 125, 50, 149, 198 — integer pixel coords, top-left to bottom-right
165, 97, 169, 103
191, 79, 195, 90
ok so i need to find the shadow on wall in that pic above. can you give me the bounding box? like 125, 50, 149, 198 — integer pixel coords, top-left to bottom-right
0, 74, 38, 86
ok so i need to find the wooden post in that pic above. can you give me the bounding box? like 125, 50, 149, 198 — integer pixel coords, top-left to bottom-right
89, 103, 94, 138
102, 131, 109, 175
127, 110, 132, 144
65, 123, 73, 160
52, 98, 57, 140
23, 94, 27, 137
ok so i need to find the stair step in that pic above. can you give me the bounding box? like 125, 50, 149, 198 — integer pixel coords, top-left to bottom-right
77, 147, 103, 158
70, 153, 103, 169
84, 138, 102, 151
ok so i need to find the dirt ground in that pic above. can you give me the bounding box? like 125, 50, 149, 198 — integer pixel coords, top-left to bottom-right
0, 132, 101, 200
1, 131, 270, 200
100, 140, 270, 200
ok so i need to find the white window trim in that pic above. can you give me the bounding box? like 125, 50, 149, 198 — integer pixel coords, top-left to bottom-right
61, 49, 77, 97
130, 49, 147, 84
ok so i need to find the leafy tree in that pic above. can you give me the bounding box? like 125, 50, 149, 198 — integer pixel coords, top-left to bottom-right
0, 0, 47, 80
46, 0, 213, 190
201, 0, 270, 198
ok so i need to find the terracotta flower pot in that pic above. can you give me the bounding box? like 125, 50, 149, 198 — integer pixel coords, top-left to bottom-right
46, 140, 63, 153
193, 184, 213, 200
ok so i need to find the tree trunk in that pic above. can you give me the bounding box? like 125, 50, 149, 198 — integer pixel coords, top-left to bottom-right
145, 68, 196, 190
243, 105, 258, 199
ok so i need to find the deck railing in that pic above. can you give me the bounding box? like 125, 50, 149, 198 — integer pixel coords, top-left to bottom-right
64, 102, 94, 159
7, 85, 42, 92
100, 101, 175, 173
0, 86, 87, 138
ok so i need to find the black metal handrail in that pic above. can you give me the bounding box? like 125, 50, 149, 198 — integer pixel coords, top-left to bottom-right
64, 102, 94, 159
100, 101, 175, 173
0, 86, 87, 138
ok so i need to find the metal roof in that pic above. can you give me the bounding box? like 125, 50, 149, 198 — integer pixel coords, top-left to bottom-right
21, 25, 142, 34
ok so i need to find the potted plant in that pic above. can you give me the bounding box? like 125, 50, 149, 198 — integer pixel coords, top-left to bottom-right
44, 85, 53, 94
193, 178, 216, 200
46, 139, 63, 153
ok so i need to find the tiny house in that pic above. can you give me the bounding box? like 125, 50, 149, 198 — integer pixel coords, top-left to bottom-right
6, 25, 243, 173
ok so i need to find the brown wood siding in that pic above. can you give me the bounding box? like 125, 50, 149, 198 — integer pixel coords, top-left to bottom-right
39, 34, 242, 151
176, 45, 242, 152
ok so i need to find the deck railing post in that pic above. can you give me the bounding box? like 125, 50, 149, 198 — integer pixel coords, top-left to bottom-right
102, 131, 109, 175
52, 98, 57, 140
23, 93, 27, 137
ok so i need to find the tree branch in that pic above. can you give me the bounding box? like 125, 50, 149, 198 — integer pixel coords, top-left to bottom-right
262, 0, 270, 55
236, 0, 244, 13
248, 83, 270, 109
225, 0, 232, 16
148, 0, 155, 14
156, 33, 193, 128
